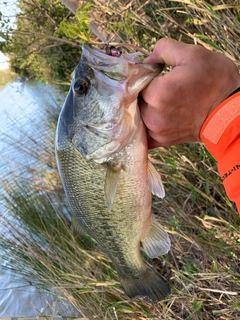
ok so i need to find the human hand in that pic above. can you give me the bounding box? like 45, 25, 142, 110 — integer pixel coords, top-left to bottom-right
139, 38, 240, 148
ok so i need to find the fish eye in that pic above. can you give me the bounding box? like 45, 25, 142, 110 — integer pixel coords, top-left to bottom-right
74, 79, 89, 95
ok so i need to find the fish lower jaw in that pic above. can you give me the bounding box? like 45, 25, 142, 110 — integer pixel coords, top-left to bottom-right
85, 140, 128, 164
85, 151, 115, 164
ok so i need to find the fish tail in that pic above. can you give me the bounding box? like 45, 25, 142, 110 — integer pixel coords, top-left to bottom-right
120, 266, 170, 302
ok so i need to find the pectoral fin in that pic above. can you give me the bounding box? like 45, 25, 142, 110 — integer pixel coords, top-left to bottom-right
147, 160, 165, 199
141, 217, 170, 258
104, 166, 121, 211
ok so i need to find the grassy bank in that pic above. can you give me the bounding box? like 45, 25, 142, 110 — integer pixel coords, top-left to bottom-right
0, 68, 17, 89
0, 0, 239, 319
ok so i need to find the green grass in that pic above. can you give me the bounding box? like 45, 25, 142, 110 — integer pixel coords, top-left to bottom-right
0, 0, 240, 319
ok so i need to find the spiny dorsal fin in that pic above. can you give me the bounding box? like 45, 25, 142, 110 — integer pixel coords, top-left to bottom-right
147, 160, 165, 199
104, 166, 121, 211
141, 217, 170, 258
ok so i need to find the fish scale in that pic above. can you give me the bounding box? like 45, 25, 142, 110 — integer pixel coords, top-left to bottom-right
56, 44, 171, 301
57, 142, 145, 275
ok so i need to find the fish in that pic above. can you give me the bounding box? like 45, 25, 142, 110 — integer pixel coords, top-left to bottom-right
55, 44, 171, 301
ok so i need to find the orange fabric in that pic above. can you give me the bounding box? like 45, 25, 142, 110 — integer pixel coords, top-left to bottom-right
200, 92, 240, 214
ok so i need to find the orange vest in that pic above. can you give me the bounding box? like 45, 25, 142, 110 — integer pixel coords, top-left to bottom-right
200, 92, 240, 214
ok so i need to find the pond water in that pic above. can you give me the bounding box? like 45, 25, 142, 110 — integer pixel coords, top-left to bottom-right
0, 79, 80, 317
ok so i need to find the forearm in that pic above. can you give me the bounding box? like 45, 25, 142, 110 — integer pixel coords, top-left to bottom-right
200, 91, 240, 213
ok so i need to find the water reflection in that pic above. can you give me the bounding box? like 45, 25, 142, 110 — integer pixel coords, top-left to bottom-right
0, 80, 80, 317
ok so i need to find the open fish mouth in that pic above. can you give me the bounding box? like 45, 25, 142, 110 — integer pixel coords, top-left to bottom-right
81, 44, 133, 80
81, 44, 163, 81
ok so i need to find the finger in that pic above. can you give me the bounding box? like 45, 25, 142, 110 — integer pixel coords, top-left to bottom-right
141, 66, 188, 108
141, 76, 165, 106
138, 91, 159, 132
145, 38, 195, 67
147, 137, 162, 149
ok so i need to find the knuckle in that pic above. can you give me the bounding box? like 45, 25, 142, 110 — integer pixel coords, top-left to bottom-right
155, 37, 174, 51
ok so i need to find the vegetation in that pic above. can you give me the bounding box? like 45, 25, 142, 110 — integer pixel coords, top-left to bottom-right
0, 68, 17, 89
0, 0, 240, 319
2, 0, 240, 84
1, 0, 81, 83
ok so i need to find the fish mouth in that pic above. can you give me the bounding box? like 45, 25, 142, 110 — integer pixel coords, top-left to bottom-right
81, 44, 131, 81
81, 44, 164, 100
82, 44, 134, 65
81, 44, 163, 83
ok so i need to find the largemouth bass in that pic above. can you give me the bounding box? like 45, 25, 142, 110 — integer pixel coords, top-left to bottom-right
55, 45, 171, 301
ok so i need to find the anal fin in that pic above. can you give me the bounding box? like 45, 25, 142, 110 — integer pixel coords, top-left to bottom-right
142, 217, 170, 258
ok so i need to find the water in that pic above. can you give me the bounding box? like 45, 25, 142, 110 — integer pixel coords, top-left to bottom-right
0, 79, 80, 317
0, 80, 57, 176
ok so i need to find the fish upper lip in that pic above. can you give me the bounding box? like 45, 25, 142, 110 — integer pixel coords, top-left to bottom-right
81, 45, 135, 81
82, 44, 106, 59
82, 44, 136, 65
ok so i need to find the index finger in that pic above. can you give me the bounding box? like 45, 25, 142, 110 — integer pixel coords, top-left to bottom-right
145, 38, 196, 67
